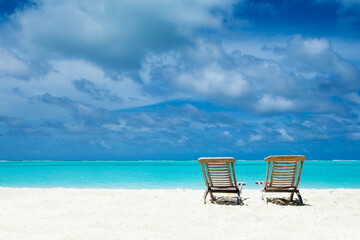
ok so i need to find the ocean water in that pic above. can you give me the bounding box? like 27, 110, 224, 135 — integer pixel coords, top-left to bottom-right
0, 160, 359, 189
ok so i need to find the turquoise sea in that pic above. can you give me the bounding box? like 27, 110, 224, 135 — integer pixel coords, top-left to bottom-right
0, 160, 359, 189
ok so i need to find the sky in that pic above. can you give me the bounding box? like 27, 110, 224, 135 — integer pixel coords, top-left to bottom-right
0, 0, 360, 160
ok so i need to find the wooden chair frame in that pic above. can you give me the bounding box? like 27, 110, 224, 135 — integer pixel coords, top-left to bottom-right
198, 157, 246, 205
256, 155, 306, 205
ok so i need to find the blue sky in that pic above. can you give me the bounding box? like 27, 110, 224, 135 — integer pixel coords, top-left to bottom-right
0, 0, 360, 160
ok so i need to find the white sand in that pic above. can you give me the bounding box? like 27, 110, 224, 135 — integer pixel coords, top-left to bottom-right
0, 188, 359, 240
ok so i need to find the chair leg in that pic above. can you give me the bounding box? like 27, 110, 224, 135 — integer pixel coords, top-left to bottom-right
209, 191, 215, 202
260, 191, 267, 204
256, 181, 267, 203
290, 192, 294, 201
203, 189, 209, 204
236, 190, 241, 205
263, 193, 268, 204
296, 191, 304, 205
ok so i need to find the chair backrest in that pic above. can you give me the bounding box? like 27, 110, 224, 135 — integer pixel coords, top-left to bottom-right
198, 157, 237, 188
264, 155, 306, 189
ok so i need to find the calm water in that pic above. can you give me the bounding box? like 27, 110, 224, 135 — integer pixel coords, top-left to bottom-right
0, 160, 359, 189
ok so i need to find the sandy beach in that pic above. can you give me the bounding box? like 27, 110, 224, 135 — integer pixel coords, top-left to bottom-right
0, 188, 359, 240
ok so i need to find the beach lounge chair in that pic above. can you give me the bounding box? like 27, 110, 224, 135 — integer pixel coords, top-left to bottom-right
255, 155, 306, 205
198, 157, 246, 205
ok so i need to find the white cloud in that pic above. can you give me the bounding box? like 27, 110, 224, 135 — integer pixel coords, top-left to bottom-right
255, 94, 295, 113
136, 35, 359, 116
302, 38, 330, 55
10, 0, 233, 71
176, 63, 248, 98
0, 1, 359, 123
331, 39, 360, 66
0, 47, 30, 78
349, 132, 360, 140
278, 128, 295, 142
347, 93, 360, 105
222, 131, 232, 139
176, 136, 188, 145
0, 58, 157, 119
140, 52, 180, 84
249, 134, 262, 142
236, 139, 246, 146
103, 120, 127, 132
100, 141, 111, 149
284, 35, 360, 91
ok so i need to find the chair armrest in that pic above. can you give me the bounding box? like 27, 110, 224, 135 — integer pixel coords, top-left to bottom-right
255, 181, 266, 191
237, 182, 246, 191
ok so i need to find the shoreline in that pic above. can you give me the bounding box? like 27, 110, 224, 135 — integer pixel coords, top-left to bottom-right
1, 186, 360, 190
1, 188, 359, 239
1, 159, 360, 161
